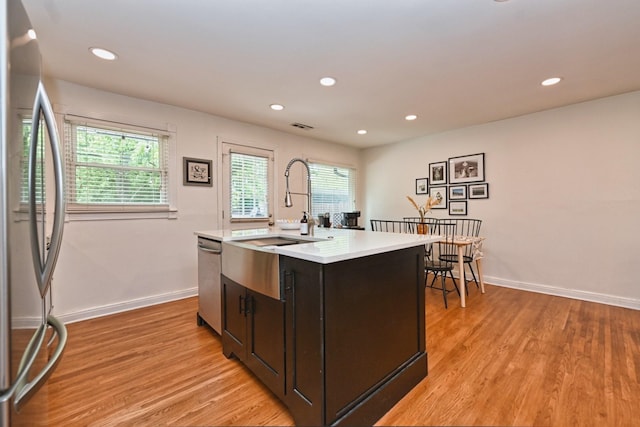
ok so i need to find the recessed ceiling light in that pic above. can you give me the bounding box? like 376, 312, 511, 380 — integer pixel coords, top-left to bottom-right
357, 129, 367, 135
405, 114, 418, 121
270, 104, 285, 111
320, 77, 336, 87
27, 29, 37, 40
90, 47, 118, 61
541, 77, 562, 86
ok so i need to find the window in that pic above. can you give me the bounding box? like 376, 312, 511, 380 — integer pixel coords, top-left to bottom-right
64, 118, 170, 213
230, 151, 269, 220
221, 142, 274, 227
309, 161, 356, 217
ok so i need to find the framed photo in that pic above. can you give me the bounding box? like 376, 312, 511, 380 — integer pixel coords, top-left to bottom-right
183, 157, 213, 186
415, 178, 428, 194
449, 185, 467, 200
428, 161, 447, 185
449, 153, 485, 184
429, 186, 447, 209
449, 201, 468, 216
468, 183, 489, 199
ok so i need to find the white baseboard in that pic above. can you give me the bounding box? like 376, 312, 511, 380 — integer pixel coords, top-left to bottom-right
16, 274, 639, 330
485, 275, 640, 310
56, 287, 198, 324
11, 288, 198, 329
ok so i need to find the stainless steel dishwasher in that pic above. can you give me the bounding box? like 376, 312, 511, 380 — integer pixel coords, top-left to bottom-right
197, 236, 222, 334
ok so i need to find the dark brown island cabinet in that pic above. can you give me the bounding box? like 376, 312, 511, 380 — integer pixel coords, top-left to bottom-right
222, 245, 426, 426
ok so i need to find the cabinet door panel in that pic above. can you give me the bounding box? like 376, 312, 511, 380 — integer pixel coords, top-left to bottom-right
282, 257, 324, 425
246, 291, 286, 398
323, 247, 425, 422
221, 275, 246, 358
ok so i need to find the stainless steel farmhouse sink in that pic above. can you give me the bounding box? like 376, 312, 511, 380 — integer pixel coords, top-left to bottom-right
235, 236, 309, 247
221, 236, 318, 300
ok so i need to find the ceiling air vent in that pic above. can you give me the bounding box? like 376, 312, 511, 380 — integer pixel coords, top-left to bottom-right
291, 122, 314, 130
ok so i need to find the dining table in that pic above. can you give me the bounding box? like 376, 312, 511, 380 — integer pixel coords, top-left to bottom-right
440, 235, 486, 308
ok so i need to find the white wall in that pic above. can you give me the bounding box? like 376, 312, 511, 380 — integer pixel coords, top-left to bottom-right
46, 79, 361, 322
362, 90, 640, 309
45, 79, 640, 320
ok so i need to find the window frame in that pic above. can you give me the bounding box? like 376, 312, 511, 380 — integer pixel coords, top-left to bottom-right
19, 113, 46, 208
63, 115, 177, 220
308, 159, 357, 219
13, 110, 50, 226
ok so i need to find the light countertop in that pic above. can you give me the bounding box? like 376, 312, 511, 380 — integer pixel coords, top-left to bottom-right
195, 227, 441, 264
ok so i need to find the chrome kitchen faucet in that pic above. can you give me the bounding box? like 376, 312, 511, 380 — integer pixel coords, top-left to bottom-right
284, 158, 314, 229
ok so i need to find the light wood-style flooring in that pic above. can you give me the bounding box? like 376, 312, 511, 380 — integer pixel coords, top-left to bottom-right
37, 281, 640, 426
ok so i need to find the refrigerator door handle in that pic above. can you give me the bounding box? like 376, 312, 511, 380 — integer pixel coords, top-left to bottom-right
29, 81, 65, 298
12, 315, 67, 412
0, 304, 51, 404
0, 326, 45, 405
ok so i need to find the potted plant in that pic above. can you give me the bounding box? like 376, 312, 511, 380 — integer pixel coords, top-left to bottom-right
406, 195, 441, 234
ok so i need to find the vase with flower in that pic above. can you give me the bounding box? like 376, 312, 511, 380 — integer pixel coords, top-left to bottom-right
406, 195, 441, 234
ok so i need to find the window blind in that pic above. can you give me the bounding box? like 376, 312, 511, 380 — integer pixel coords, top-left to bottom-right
64, 120, 169, 211
309, 162, 356, 217
230, 151, 269, 219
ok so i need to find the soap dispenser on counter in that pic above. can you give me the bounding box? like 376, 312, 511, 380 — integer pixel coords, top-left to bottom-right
300, 211, 309, 235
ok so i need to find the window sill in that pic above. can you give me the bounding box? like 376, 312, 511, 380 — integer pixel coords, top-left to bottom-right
65, 208, 178, 221
15, 207, 178, 222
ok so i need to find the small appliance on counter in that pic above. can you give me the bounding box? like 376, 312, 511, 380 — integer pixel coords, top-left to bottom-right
341, 211, 365, 230
317, 212, 332, 228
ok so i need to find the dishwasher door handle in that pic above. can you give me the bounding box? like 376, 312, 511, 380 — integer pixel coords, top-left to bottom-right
198, 246, 222, 254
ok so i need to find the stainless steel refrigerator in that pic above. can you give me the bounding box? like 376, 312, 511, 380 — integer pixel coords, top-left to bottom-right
1, 0, 67, 425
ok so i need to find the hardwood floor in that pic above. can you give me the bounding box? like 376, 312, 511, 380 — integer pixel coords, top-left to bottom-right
36, 281, 640, 426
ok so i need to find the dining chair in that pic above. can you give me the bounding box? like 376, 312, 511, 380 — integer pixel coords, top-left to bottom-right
416, 218, 439, 261
370, 219, 415, 233
402, 216, 437, 225
403, 216, 438, 235
437, 218, 482, 289
425, 220, 459, 308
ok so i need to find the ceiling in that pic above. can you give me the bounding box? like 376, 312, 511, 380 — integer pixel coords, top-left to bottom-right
21, 0, 640, 148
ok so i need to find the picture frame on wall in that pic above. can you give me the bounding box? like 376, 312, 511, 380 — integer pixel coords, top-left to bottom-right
415, 178, 428, 194
468, 182, 489, 199
449, 185, 467, 200
183, 157, 213, 186
428, 161, 447, 185
449, 153, 485, 184
429, 186, 447, 209
449, 201, 468, 216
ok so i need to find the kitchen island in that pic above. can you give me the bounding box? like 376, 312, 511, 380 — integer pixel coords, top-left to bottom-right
194, 227, 440, 426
